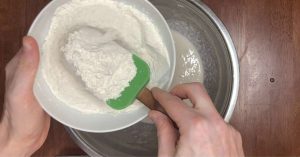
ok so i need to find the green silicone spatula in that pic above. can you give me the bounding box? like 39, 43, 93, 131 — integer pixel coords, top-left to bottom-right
106, 54, 164, 111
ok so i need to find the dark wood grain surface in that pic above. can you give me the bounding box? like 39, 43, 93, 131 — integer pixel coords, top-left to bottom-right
202, 0, 300, 155
0, 0, 299, 156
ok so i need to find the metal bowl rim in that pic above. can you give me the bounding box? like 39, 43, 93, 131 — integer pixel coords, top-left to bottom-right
190, 0, 239, 122
66, 0, 240, 155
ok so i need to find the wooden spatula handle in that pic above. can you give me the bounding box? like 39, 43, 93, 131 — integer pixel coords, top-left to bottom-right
137, 88, 167, 114
138, 88, 178, 129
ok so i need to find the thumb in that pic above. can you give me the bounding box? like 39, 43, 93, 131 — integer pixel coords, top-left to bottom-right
149, 110, 177, 157
14, 36, 40, 92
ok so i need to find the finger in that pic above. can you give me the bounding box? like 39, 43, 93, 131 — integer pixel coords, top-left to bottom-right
170, 83, 219, 117
13, 36, 40, 93
5, 49, 22, 84
152, 87, 195, 126
228, 129, 239, 157
149, 110, 177, 157
233, 129, 244, 156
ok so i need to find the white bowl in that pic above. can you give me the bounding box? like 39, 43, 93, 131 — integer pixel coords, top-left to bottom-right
28, 0, 175, 133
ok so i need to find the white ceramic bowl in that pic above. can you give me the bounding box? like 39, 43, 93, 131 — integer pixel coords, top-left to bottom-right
28, 0, 175, 133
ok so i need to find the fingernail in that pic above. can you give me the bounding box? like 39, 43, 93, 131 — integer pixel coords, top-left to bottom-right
22, 37, 31, 53
151, 87, 158, 91
149, 111, 159, 122
152, 87, 162, 93
149, 111, 156, 120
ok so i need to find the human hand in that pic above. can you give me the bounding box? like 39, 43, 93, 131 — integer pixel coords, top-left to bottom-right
149, 83, 244, 157
0, 37, 50, 157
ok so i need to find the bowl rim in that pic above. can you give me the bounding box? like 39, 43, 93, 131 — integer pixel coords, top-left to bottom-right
190, 0, 239, 122
28, 0, 176, 133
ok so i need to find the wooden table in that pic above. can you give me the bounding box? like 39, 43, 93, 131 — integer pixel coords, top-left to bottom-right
0, 0, 299, 156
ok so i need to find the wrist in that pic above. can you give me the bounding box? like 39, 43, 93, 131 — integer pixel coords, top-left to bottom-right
0, 111, 35, 157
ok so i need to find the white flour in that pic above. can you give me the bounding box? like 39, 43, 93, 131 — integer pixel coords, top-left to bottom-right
62, 27, 137, 101
43, 0, 170, 114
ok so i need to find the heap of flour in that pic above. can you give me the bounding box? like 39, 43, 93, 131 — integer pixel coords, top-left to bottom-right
43, 0, 170, 114
62, 27, 137, 101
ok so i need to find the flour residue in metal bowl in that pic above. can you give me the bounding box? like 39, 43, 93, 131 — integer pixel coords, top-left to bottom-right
171, 30, 204, 87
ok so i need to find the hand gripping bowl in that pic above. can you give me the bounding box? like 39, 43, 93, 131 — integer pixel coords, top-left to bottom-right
65, 0, 240, 156
28, 0, 176, 133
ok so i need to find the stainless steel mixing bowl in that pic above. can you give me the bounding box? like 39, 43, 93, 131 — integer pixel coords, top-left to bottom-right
66, 0, 239, 156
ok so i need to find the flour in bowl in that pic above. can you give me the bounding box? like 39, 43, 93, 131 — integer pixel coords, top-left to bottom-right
63, 27, 137, 101
42, 0, 170, 114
